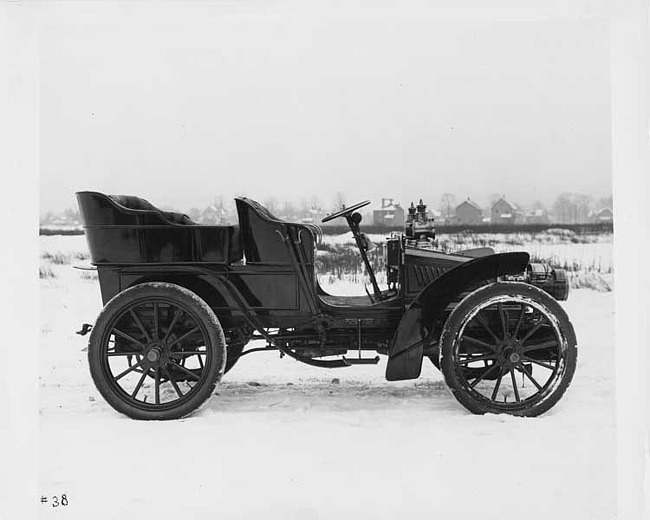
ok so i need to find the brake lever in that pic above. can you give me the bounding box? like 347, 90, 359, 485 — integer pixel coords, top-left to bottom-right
364, 284, 375, 304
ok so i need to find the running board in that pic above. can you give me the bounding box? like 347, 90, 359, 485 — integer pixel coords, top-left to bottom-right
342, 356, 380, 365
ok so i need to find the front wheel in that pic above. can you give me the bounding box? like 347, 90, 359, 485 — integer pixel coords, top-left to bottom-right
88, 282, 226, 420
440, 282, 577, 417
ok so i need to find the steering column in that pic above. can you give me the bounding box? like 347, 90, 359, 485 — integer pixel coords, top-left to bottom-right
322, 201, 383, 302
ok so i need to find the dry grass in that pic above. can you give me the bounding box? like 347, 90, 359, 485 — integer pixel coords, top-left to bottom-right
79, 271, 98, 282
39, 266, 57, 279
41, 251, 89, 265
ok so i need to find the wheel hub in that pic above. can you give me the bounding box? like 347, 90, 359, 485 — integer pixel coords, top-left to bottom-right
146, 347, 162, 362
499, 342, 523, 368
145, 343, 168, 366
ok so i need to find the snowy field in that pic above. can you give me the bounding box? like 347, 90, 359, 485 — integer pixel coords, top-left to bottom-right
38, 235, 615, 519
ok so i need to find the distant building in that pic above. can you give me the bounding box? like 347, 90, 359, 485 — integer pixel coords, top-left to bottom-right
373, 198, 405, 227
590, 207, 613, 223
491, 196, 523, 224
454, 198, 483, 225
526, 208, 550, 224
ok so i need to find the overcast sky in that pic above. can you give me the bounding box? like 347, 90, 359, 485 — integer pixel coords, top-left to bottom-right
38, 6, 611, 214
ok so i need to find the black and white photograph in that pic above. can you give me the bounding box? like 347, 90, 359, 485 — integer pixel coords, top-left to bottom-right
1, 1, 648, 519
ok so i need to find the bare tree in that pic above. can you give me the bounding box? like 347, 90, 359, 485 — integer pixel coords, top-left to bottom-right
552, 192, 593, 223
333, 192, 346, 212
295, 197, 310, 219
187, 207, 202, 222
574, 193, 593, 223
439, 193, 456, 218
596, 195, 613, 209
213, 195, 224, 212
40, 211, 54, 226
309, 194, 322, 211
552, 193, 574, 223
263, 197, 278, 215
281, 200, 297, 219
63, 207, 80, 222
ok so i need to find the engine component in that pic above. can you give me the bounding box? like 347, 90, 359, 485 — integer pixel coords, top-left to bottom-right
386, 236, 402, 288
525, 263, 570, 301
405, 199, 436, 241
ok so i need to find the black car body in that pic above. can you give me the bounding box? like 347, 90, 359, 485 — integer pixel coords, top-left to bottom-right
77, 191, 577, 420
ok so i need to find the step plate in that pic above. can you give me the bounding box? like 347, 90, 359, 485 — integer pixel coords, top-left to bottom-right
342, 356, 380, 366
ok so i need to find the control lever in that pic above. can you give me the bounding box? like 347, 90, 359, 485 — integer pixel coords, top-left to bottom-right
364, 284, 375, 304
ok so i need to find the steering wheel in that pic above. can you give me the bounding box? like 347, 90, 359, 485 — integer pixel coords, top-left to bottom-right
321, 200, 371, 223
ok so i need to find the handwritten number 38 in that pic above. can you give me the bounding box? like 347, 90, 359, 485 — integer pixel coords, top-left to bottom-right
52, 494, 68, 507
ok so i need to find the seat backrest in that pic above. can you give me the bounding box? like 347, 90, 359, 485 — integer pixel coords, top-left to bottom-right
235, 197, 317, 264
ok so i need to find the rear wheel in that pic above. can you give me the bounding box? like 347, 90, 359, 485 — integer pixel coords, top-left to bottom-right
88, 282, 226, 420
440, 282, 577, 417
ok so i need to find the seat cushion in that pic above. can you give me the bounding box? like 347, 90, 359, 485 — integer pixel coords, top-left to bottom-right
109, 195, 195, 225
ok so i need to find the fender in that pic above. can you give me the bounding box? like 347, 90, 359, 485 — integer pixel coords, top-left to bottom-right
385, 252, 530, 381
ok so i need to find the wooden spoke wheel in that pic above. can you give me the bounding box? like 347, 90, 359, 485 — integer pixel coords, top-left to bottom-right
88, 282, 226, 420
440, 282, 577, 417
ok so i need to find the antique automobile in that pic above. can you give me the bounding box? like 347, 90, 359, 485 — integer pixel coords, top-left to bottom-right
76, 192, 577, 420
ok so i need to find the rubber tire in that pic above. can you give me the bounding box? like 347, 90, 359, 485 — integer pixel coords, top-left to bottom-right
88, 282, 226, 420
440, 281, 577, 417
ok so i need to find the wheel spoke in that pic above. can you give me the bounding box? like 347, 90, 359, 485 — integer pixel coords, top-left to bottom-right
162, 309, 182, 343
510, 368, 520, 402
519, 316, 547, 344
458, 353, 497, 365
469, 363, 499, 389
165, 366, 184, 399
522, 339, 558, 353
106, 351, 142, 356
155, 369, 161, 404
491, 370, 504, 400
168, 327, 200, 349
513, 305, 526, 340
169, 361, 201, 381
153, 302, 159, 340
522, 356, 556, 371
497, 303, 508, 340
131, 368, 149, 398
518, 363, 543, 391
476, 312, 501, 343
113, 328, 146, 349
129, 309, 151, 343
114, 359, 145, 381
169, 350, 207, 357
462, 335, 498, 352
107, 351, 144, 357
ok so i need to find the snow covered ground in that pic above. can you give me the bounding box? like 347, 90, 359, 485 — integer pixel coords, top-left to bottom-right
38, 236, 616, 519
